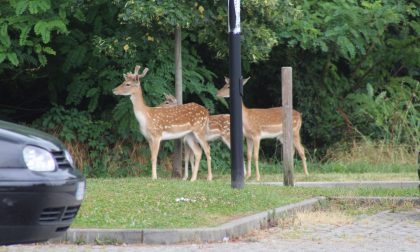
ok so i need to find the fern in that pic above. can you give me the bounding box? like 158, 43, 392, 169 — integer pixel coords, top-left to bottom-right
42, 46, 56, 55
19, 26, 31, 46
0, 24, 11, 47
0, 52, 6, 64
28, 0, 51, 14
63, 46, 87, 72
34, 19, 68, 43
337, 36, 356, 59
34, 20, 50, 43
66, 76, 92, 106
14, 0, 29, 15
7, 52, 19, 66
47, 19, 68, 34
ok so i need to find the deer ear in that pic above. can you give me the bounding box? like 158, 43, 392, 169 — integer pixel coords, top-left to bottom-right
123, 74, 127, 79
243, 77, 251, 86
224, 76, 229, 83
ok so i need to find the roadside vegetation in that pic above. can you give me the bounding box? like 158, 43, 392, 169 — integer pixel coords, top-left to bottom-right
1, 1, 418, 178
72, 178, 418, 229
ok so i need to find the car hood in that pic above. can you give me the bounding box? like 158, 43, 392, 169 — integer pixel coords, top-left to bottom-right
0, 120, 65, 152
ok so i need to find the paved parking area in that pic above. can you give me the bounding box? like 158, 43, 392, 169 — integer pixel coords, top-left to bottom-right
3, 208, 420, 252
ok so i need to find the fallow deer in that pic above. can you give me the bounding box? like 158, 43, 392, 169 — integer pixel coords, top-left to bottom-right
217, 77, 308, 181
113, 66, 212, 181
159, 94, 230, 179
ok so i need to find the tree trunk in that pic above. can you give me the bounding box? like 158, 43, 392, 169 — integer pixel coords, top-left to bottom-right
172, 25, 183, 178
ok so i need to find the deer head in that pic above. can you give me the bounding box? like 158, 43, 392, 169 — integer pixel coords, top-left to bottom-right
113, 65, 149, 96
159, 93, 178, 107
216, 76, 250, 98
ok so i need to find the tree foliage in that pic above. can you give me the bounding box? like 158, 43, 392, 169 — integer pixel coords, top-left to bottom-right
0, 0, 418, 176
0, 0, 77, 68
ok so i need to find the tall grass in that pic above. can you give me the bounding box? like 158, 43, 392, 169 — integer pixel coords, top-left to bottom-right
324, 140, 417, 165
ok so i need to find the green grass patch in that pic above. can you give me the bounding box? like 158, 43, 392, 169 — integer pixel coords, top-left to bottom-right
253, 172, 417, 182
252, 160, 417, 174
72, 177, 419, 229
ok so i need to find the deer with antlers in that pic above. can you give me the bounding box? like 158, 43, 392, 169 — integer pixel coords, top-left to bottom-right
113, 66, 212, 181
217, 77, 308, 181
159, 94, 230, 179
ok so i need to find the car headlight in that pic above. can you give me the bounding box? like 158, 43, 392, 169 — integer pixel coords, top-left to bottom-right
64, 150, 74, 166
22, 146, 56, 172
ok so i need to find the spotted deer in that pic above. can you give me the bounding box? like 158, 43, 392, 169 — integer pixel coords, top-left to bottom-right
217, 77, 308, 181
113, 66, 212, 181
159, 94, 230, 179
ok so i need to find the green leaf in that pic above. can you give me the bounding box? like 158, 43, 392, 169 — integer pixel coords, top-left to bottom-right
34, 44, 42, 54
15, 0, 29, 15
19, 26, 31, 46
337, 36, 356, 59
7, 53, 19, 66
34, 20, 49, 43
43, 46, 56, 55
0, 24, 11, 47
0, 52, 6, 63
74, 9, 86, 22
48, 19, 68, 34
319, 40, 328, 52
86, 87, 99, 98
28, 0, 51, 14
38, 54, 47, 66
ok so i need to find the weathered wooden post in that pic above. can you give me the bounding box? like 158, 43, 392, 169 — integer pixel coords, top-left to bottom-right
282, 67, 294, 186
172, 25, 183, 178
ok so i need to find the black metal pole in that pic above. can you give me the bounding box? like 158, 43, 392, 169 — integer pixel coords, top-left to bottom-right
228, 0, 244, 189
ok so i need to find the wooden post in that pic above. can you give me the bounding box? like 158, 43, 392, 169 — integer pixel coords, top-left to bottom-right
282, 67, 294, 186
172, 25, 183, 178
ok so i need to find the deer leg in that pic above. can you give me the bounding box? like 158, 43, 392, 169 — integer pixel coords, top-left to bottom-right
185, 135, 202, 181
252, 137, 261, 181
186, 142, 197, 180
188, 138, 203, 182
194, 131, 212, 181
183, 140, 190, 180
293, 132, 308, 175
245, 137, 253, 179
148, 138, 161, 180
189, 147, 195, 175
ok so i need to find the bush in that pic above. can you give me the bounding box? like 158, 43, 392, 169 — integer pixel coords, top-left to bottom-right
32, 106, 151, 177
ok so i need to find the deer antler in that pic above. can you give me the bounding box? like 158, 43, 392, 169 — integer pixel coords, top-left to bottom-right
134, 65, 141, 75
139, 67, 149, 78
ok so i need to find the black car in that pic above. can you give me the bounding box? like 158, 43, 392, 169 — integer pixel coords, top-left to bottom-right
0, 120, 85, 245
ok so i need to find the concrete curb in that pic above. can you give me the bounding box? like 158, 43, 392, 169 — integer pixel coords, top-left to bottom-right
330, 196, 420, 205
52, 181, 419, 245
254, 181, 420, 188
55, 197, 326, 245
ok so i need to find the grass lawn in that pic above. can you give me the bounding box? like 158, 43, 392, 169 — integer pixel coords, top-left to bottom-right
73, 175, 419, 229
255, 172, 418, 182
